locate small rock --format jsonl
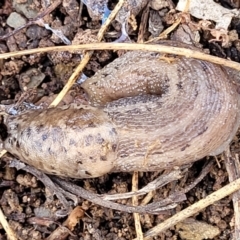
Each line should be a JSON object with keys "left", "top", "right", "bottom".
{"left": 26, "top": 25, "right": 49, "bottom": 40}
{"left": 0, "top": 43, "right": 8, "bottom": 53}
{"left": 19, "top": 68, "right": 45, "bottom": 91}
{"left": 6, "top": 12, "right": 27, "bottom": 29}
{"left": 148, "top": 9, "right": 164, "bottom": 37}
{"left": 63, "top": 0, "right": 79, "bottom": 20}
{"left": 13, "top": 0, "right": 38, "bottom": 19}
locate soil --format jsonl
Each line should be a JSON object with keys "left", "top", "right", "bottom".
{"left": 0, "top": 0, "right": 240, "bottom": 239}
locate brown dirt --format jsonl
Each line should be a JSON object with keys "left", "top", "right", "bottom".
{"left": 0, "top": 0, "right": 240, "bottom": 239}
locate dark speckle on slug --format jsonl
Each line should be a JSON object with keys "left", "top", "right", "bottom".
{"left": 35, "top": 124, "right": 44, "bottom": 133}
{"left": 42, "top": 134, "right": 48, "bottom": 141}
{"left": 8, "top": 138, "right": 12, "bottom": 145}
{"left": 100, "top": 156, "right": 107, "bottom": 161}
{"left": 88, "top": 122, "right": 96, "bottom": 128}
{"left": 69, "top": 139, "right": 76, "bottom": 146}
{"left": 237, "top": 86, "right": 240, "bottom": 94}
{"left": 16, "top": 141, "right": 20, "bottom": 148}
{"left": 84, "top": 135, "right": 93, "bottom": 146}
{"left": 96, "top": 134, "right": 104, "bottom": 144}
{"left": 26, "top": 127, "right": 31, "bottom": 137}
{"left": 1, "top": 41, "right": 240, "bottom": 179}
{"left": 181, "top": 144, "right": 190, "bottom": 151}
{"left": 112, "top": 144, "right": 117, "bottom": 152}
{"left": 176, "top": 82, "right": 183, "bottom": 90}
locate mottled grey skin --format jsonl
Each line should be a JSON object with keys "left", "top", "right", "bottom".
{"left": 2, "top": 41, "right": 240, "bottom": 178}
{"left": 4, "top": 105, "right": 118, "bottom": 178}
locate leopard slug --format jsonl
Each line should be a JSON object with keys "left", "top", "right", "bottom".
{"left": 1, "top": 41, "right": 240, "bottom": 178}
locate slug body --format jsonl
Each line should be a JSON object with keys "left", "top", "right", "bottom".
{"left": 2, "top": 42, "right": 240, "bottom": 178}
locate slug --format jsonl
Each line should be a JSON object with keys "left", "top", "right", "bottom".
{"left": 1, "top": 41, "right": 240, "bottom": 179}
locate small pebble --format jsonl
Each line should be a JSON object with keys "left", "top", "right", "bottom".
{"left": 6, "top": 12, "right": 27, "bottom": 29}
{"left": 13, "top": 0, "right": 38, "bottom": 18}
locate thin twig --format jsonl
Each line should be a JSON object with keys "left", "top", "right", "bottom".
{"left": 224, "top": 148, "right": 240, "bottom": 240}
{"left": 52, "top": 176, "right": 178, "bottom": 214}
{"left": 141, "top": 190, "right": 155, "bottom": 206}
{"left": 135, "top": 172, "right": 240, "bottom": 239}
{"left": 132, "top": 161, "right": 213, "bottom": 214}
{"left": 132, "top": 172, "right": 143, "bottom": 240}
{"left": 0, "top": 207, "right": 18, "bottom": 240}
{"left": 102, "top": 169, "right": 183, "bottom": 200}
{"left": 0, "top": 149, "right": 7, "bottom": 158}
{"left": 1, "top": 43, "right": 240, "bottom": 71}
{"left": 97, "top": 0, "right": 126, "bottom": 41}
{"left": 145, "top": 18, "right": 182, "bottom": 43}
{"left": 180, "top": 161, "right": 214, "bottom": 194}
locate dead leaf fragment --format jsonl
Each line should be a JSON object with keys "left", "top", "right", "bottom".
{"left": 64, "top": 206, "right": 84, "bottom": 231}
{"left": 176, "top": 218, "right": 220, "bottom": 240}
{"left": 176, "top": 0, "right": 240, "bottom": 29}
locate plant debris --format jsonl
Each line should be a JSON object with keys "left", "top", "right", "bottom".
{"left": 0, "top": 0, "right": 240, "bottom": 239}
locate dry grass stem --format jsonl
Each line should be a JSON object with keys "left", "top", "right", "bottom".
{"left": 1, "top": 43, "right": 240, "bottom": 71}
{"left": 134, "top": 176, "right": 240, "bottom": 239}
{"left": 132, "top": 172, "right": 143, "bottom": 240}
{"left": 0, "top": 207, "right": 18, "bottom": 240}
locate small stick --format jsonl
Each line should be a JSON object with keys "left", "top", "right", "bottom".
{"left": 52, "top": 176, "right": 177, "bottom": 214}
{"left": 134, "top": 174, "right": 240, "bottom": 239}
{"left": 0, "top": 149, "right": 7, "bottom": 158}
{"left": 102, "top": 169, "right": 182, "bottom": 200}
{"left": 132, "top": 172, "right": 143, "bottom": 240}
{"left": 145, "top": 18, "right": 182, "bottom": 43}
{"left": 134, "top": 161, "right": 213, "bottom": 214}
{"left": 1, "top": 43, "right": 240, "bottom": 71}
{"left": 0, "top": 207, "right": 18, "bottom": 240}
{"left": 180, "top": 161, "right": 214, "bottom": 194}
{"left": 224, "top": 148, "right": 240, "bottom": 240}
{"left": 141, "top": 191, "right": 155, "bottom": 206}
{"left": 97, "top": 0, "right": 126, "bottom": 41}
